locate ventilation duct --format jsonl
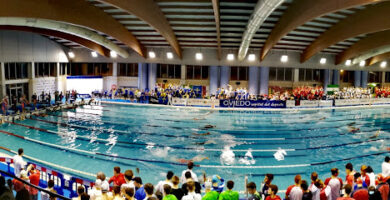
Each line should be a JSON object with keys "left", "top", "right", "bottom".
{"left": 238, "top": 0, "right": 284, "bottom": 61}
{"left": 0, "top": 17, "right": 129, "bottom": 58}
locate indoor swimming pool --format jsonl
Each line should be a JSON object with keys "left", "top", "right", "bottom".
{"left": 0, "top": 104, "right": 389, "bottom": 193}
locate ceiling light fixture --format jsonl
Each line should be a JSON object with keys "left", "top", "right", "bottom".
{"left": 91, "top": 51, "right": 98, "bottom": 58}
{"left": 281, "top": 55, "right": 288, "bottom": 63}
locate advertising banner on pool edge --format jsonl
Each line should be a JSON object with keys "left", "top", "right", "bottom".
{"left": 219, "top": 99, "right": 286, "bottom": 108}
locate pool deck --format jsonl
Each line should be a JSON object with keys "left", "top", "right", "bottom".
{"left": 100, "top": 99, "right": 390, "bottom": 111}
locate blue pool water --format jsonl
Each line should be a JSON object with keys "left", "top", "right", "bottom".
{"left": 0, "top": 104, "right": 389, "bottom": 194}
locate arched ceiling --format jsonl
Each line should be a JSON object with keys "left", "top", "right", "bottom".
{"left": 0, "top": 0, "right": 388, "bottom": 64}
{"left": 0, "top": 25, "right": 111, "bottom": 57}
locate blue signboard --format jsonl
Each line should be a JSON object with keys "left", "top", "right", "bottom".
{"left": 219, "top": 100, "right": 286, "bottom": 108}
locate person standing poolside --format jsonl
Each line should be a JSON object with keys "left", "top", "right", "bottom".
{"left": 13, "top": 148, "right": 25, "bottom": 178}
{"left": 345, "top": 163, "right": 356, "bottom": 186}
{"left": 285, "top": 175, "right": 303, "bottom": 200}
{"left": 163, "top": 185, "right": 177, "bottom": 200}
{"left": 265, "top": 185, "right": 281, "bottom": 200}
{"left": 351, "top": 178, "right": 369, "bottom": 200}
{"left": 382, "top": 156, "right": 390, "bottom": 184}
{"left": 246, "top": 182, "right": 261, "bottom": 200}
{"left": 155, "top": 171, "right": 174, "bottom": 194}
{"left": 180, "top": 162, "right": 199, "bottom": 183}
{"left": 336, "top": 184, "right": 354, "bottom": 200}
{"left": 171, "top": 176, "right": 184, "bottom": 200}
{"left": 182, "top": 181, "right": 201, "bottom": 200}
{"left": 219, "top": 181, "right": 239, "bottom": 200}
{"left": 324, "top": 168, "right": 343, "bottom": 200}
{"left": 134, "top": 177, "right": 146, "bottom": 200}
{"left": 109, "top": 167, "right": 126, "bottom": 187}
{"left": 260, "top": 174, "right": 274, "bottom": 200}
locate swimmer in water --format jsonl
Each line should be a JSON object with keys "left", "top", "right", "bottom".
{"left": 203, "top": 125, "right": 216, "bottom": 129}
{"left": 174, "top": 155, "right": 209, "bottom": 164}
{"left": 193, "top": 140, "right": 217, "bottom": 145}
{"left": 369, "top": 129, "right": 381, "bottom": 139}
{"left": 193, "top": 117, "right": 206, "bottom": 121}
{"left": 192, "top": 132, "right": 211, "bottom": 136}
{"left": 319, "top": 117, "right": 326, "bottom": 121}
{"left": 348, "top": 126, "right": 360, "bottom": 133}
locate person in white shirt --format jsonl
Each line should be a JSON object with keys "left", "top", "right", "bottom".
{"left": 41, "top": 179, "right": 57, "bottom": 200}
{"left": 180, "top": 161, "right": 198, "bottom": 184}
{"left": 13, "top": 148, "right": 25, "bottom": 178}
{"left": 382, "top": 156, "right": 390, "bottom": 179}
{"left": 89, "top": 179, "right": 103, "bottom": 200}
{"left": 96, "top": 172, "right": 109, "bottom": 192}
{"left": 365, "top": 166, "right": 376, "bottom": 187}
{"left": 121, "top": 170, "right": 135, "bottom": 191}
{"left": 324, "top": 168, "right": 343, "bottom": 200}
{"left": 182, "top": 181, "right": 201, "bottom": 200}
{"left": 155, "top": 171, "right": 173, "bottom": 194}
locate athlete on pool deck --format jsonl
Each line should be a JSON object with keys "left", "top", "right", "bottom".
{"left": 324, "top": 168, "right": 343, "bottom": 200}
{"left": 285, "top": 175, "right": 303, "bottom": 200}
{"left": 345, "top": 163, "right": 356, "bottom": 186}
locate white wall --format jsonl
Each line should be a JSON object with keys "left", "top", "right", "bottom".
{"left": 118, "top": 76, "right": 138, "bottom": 88}
{"left": 31, "top": 77, "right": 57, "bottom": 96}
{"left": 0, "top": 30, "right": 69, "bottom": 62}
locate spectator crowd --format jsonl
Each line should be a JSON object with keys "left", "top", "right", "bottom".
{"left": 1, "top": 148, "right": 389, "bottom": 200}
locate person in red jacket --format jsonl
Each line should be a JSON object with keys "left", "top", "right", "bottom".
{"left": 285, "top": 175, "right": 303, "bottom": 200}
{"left": 376, "top": 174, "right": 389, "bottom": 200}
{"left": 345, "top": 163, "right": 356, "bottom": 186}
{"left": 28, "top": 164, "right": 41, "bottom": 200}
{"left": 351, "top": 178, "right": 369, "bottom": 200}
{"left": 266, "top": 185, "right": 281, "bottom": 200}
{"left": 109, "top": 166, "right": 126, "bottom": 186}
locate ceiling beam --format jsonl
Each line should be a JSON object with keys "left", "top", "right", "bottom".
{"left": 261, "top": 0, "right": 382, "bottom": 61}
{"left": 336, "top": 30, "right": 390, "bottom": 65}
{"left": 301, "top": 1, "right": 390, "bottom": 63}
{"left": 0, "top": 25, "right": 111, "bottom": 57}
{"left": 0, "top": 0, "right": 144, "bottom": 57}
{"left": 97, "top": 0, "right": 182, "bottom": 59}
{"left": 211, "top": 0, "right": 221, "bottom": 60}
{"left": 368, "top": 52, "right": 390, "bottom": 66}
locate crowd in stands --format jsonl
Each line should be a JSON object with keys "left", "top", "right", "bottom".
{"left": 94, "top": 84, "right": 378, "bottom": 102}
{"left": 1, "top": 148, "right": 390, "bottom": 200}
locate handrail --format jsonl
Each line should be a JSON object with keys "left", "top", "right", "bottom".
{"left": 0, "top": 169, "right": 71, "bottom": 200}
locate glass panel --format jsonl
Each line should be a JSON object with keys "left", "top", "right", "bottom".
{"left": 269, "top": 68, "right": 277, "bottom": 81}
{"left": 194, "top": 66, "right": 202, "bottom": 79}
{"left": 119, "top": 64, "right": 127, "bottom": 76}
{"left": 305, "top": 69, "right": 313, "bottom": 81}
{"left": 202, "top": 66, "right": 208, "bottom": 79}
{"left": 161, "top": 64, "right": 168, "bottom": 78}
{"left": 299, "top": 69, "right": 305, "bottom": 81}
{"left": 5, "top": 63, "right": 9, "bottom": 79}
{"left": 10, "top": 63, "right": 16, "bottom": 79}
{"left": 186, "top": 66, "right": 193, "bottom": 79}
{"left": 277, "top": 68, "right": 284, "bottom": 81}
{"left": 239, "top": 67, "right": 248, "bottom": 80}
{"left": 168, "top": 65, "right": 175, "bottom": 78}
{"left": 174, "top": 65, "right": 181, "bottom": 79}
{"left": 285, "top": 68, "right": 292, "bottom": 81}
{"left": 230, "top": 67, "right": 238, "bottom": 81}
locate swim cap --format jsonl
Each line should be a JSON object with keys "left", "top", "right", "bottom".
{"left": 212, "top": 175, "right": 218, "bottom": 184}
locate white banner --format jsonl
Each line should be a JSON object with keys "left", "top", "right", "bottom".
{"left": 172, "top": 98, "right": 216, "bottom": 107}
{"left": 286, "top": 100, "right": 296, "bottom": 108}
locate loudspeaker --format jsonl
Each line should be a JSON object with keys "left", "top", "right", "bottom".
{"left": 236, "top": 81, "right": 241, "bottom": 85}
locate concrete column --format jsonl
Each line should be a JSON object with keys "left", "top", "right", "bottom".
{"left": 138, "top": 63, "right": 148, "bottom": 90}
{"left": 259, "top": 67, "right": 269, "bottom": 95}
{"left": 293, "top": 68, "right": 299, "bottom": 83}
{"left": 248, "top": 67, "right": 259, "bottom": 95}
{"left": 361, "top": 71, "right": 368, "bottom": 88}
{"left": 220, "top": 66, "right": 230, "bottom": 89}
{"left": 209, "top": 66, "right": 219, "bottom": 96}
{"left": 180, "top": 64, "right": 186, "bottom": 85}
{"left": 148, "top": 63, "right": 157, "bottom": 91}
{"left": 112, "top": 62, "right": 118, "bottom": 77}
{"left": 0, "top": 62, "right": 5, "bottom": 98}
{"left": 323, "top": 69, "right": 330, "bottom": 91}
{"left": 332, "top": 69, "right": 340, "bottom": 85}
{"left": 381, "top": 71, "right": 386, "bottom": 86}
{"left": 28, "top": 62, "right": 35, "bottom": 101}
{"left": 354, "top": 71, "right": 361, "bottom": 88}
